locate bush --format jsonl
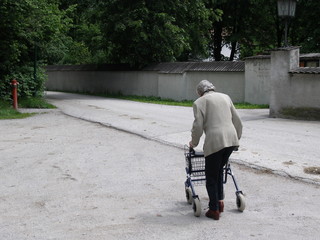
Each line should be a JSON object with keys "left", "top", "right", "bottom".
{"left": 0, "top": 64, "right": 47, "bottom": 101}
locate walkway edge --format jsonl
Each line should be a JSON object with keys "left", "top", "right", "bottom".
{"left": 61, "top": 110, "right": 320, "bottom": 186}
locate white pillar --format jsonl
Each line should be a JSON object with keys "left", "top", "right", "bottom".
{"left": 269, "top": 47, "right": 299, "bottom": 117}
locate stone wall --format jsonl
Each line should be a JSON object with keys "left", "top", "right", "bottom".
{"left": 45, "top": 66, "right": 245, "bottom": 102}
{"left": 269, "top": 47, "right": 320, "bottom": 118}
{"left": 45, "top": 47, "right": 320, "bottom": 118}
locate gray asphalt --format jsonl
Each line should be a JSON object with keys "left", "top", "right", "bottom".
{"left": 45, "top": 91, "right": 320, "bottom": 185}
{"left": 1, "top": 91, "right": 320, "bottom": 240}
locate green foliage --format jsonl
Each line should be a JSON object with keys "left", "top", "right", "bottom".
{"left": 1, "top": 0, "right": 320, "bottom": 101}
{"left": 19, "top": 97, "right": 56, "bottom": 109}
{"left": 291, "top": 0, "right": 320, "bottom": 53}
{"left": 0, "top": 64, "right": 47, "bottom": 101}
{"left": 0, "top": 0, "right": 72, "bottom": 100}
{"left": 100, "top": 0, "right": 216, "bottom": 67}
{"left": 211, "top": 0, "right": 320, "bottom": 59}
{"left": 236, "top": 0, "right": 279, "bottom": 58}
{"left": 57, "top": 0, "right": 107, "bottom": 64}
{"left": 235, "top": 102, "right": 269, "bottom": 109}
{"left": 209, "top": 0, "right": 279, "bottom": 60}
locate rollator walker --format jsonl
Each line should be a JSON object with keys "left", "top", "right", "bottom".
{"left": 184, "top": 146, "right": 246, "bottom": 217}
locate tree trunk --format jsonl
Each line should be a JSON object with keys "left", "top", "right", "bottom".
{"left": 276, "top": 17, "right": 283, "bottom": 47}
{"left": 213, "top": 21, "right": 223, "bottom": 61}
{"left": 229, "top": 41, "right": 237, "bottom": 61}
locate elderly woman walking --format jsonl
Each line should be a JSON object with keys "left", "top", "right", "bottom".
{"left": 189, "top": 80, "right": 243, "bottom": 220}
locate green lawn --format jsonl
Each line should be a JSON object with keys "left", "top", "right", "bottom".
{"left": 0, "top": 93, "right": 268, "bottom": 120}
{"left": 91, "top": 93, "right": 269, "bottom": 109}
{"left": 0, "top": 97, "right": 56, "bottom": 120}
{"left": 0, "top": 101, "right": 34, "bottom": 119}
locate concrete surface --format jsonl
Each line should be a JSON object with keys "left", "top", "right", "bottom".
{"left": 45, "top": 91, "right": 320, "bottom": 185}
{"left": 270, "top": 47, "right": 320, "bottom": 117}
{"left": 1, "top": 91, "right": 320, "bottom": 239}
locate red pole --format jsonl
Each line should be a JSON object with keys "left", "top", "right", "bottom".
{"left": 11, "top": 79, "right": 19, "bottom": 110}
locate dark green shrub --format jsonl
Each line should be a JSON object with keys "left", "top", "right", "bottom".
{"left": 0, "top": 64, "right": 47, "bottom": 101}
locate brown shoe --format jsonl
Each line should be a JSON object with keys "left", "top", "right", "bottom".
{"left": 205, "top": 209, "right": 220, "bottom": 220}
{"left": 219, "top": 201, "right": 224, "bottom": 213}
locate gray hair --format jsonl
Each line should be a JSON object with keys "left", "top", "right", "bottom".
{"left": 196, "top": 80, "right": 216, "bottom": 96}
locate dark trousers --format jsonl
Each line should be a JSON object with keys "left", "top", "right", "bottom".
{"left": 205, "top": 146, "right": 235, "bottom": 211}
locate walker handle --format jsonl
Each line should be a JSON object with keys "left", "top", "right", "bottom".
{"left": 189, "top": 147, "right": 195, "bottom": 154}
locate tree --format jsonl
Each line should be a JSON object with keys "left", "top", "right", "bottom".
{"left": 0, "top": 0, "right": 71, "bottom": 100}
{"left": 236, "top": 0, "right": 279, "bottom": 58}
{"left": 291, "top": 0, "right": 320, "bottom": 53}
{"left": 1, "top": 0, "right": 319, "bottom": 103}
{"left": 208, "top": 0, "right": 279, "bottom": 60}
{"left": 208, "top": 0, "right": 320, "bottom": 60}
{"left": 99, "top": 0, "right": 219, "bottom": 68}
{"left": 57, "top": 0, "right": 106, "bottom": 64}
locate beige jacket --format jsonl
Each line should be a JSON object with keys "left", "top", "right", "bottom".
{"left": 191, "top": 91, "right": 242, "bottom": 157}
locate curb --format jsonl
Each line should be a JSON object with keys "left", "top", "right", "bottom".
{"left": 60, "top": 110, "right": 320, "bottom": 186}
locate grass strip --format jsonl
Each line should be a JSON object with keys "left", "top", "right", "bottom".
{"left": 0, "top": 97, "right": 55, "bottom": 120}
{"left": 0, "top": 101, "right": 34, "bottom": 119}
{"left": 280, "top": 107, "right": 320, "bottom": 121}
{"left": 86, "top": 92, "right": 269, "bottom": 109}
{"left": 19, "top": 97, "right": 56, "bottom": 109}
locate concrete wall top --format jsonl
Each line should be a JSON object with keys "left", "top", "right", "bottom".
{"left": 290, "top": 67, "right": 320, "bottom": 74}
{"left": 46, "top": 61, "right": 245, "bottom": 74}
{"left": 270, "top": 46, "right": 300, "bottom": 52}
{"left": 142, "top": 61, "right": 245, "bottom": 73}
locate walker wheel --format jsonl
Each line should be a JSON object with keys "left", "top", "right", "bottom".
{"left": 236, "top": 193, "right": 246, "bottom": 212}
{"left": 185, "top": 187, "right": 193, "bottom": 204}
{"left": 193, "top": 197, "right": 201, "bottom": 217}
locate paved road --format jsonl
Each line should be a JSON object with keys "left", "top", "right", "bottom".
{"left": 1, "top": 109, "right": 320, "bottom": 239}
{"left": 45, "top": 91, "right": 320, "bottom": 185}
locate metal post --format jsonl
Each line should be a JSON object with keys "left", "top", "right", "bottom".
{"left": 277, "top": 0, "right": 296, "bottom": 47}
{"left": 11, "top": 79, "right": 19, "bottom": 110}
